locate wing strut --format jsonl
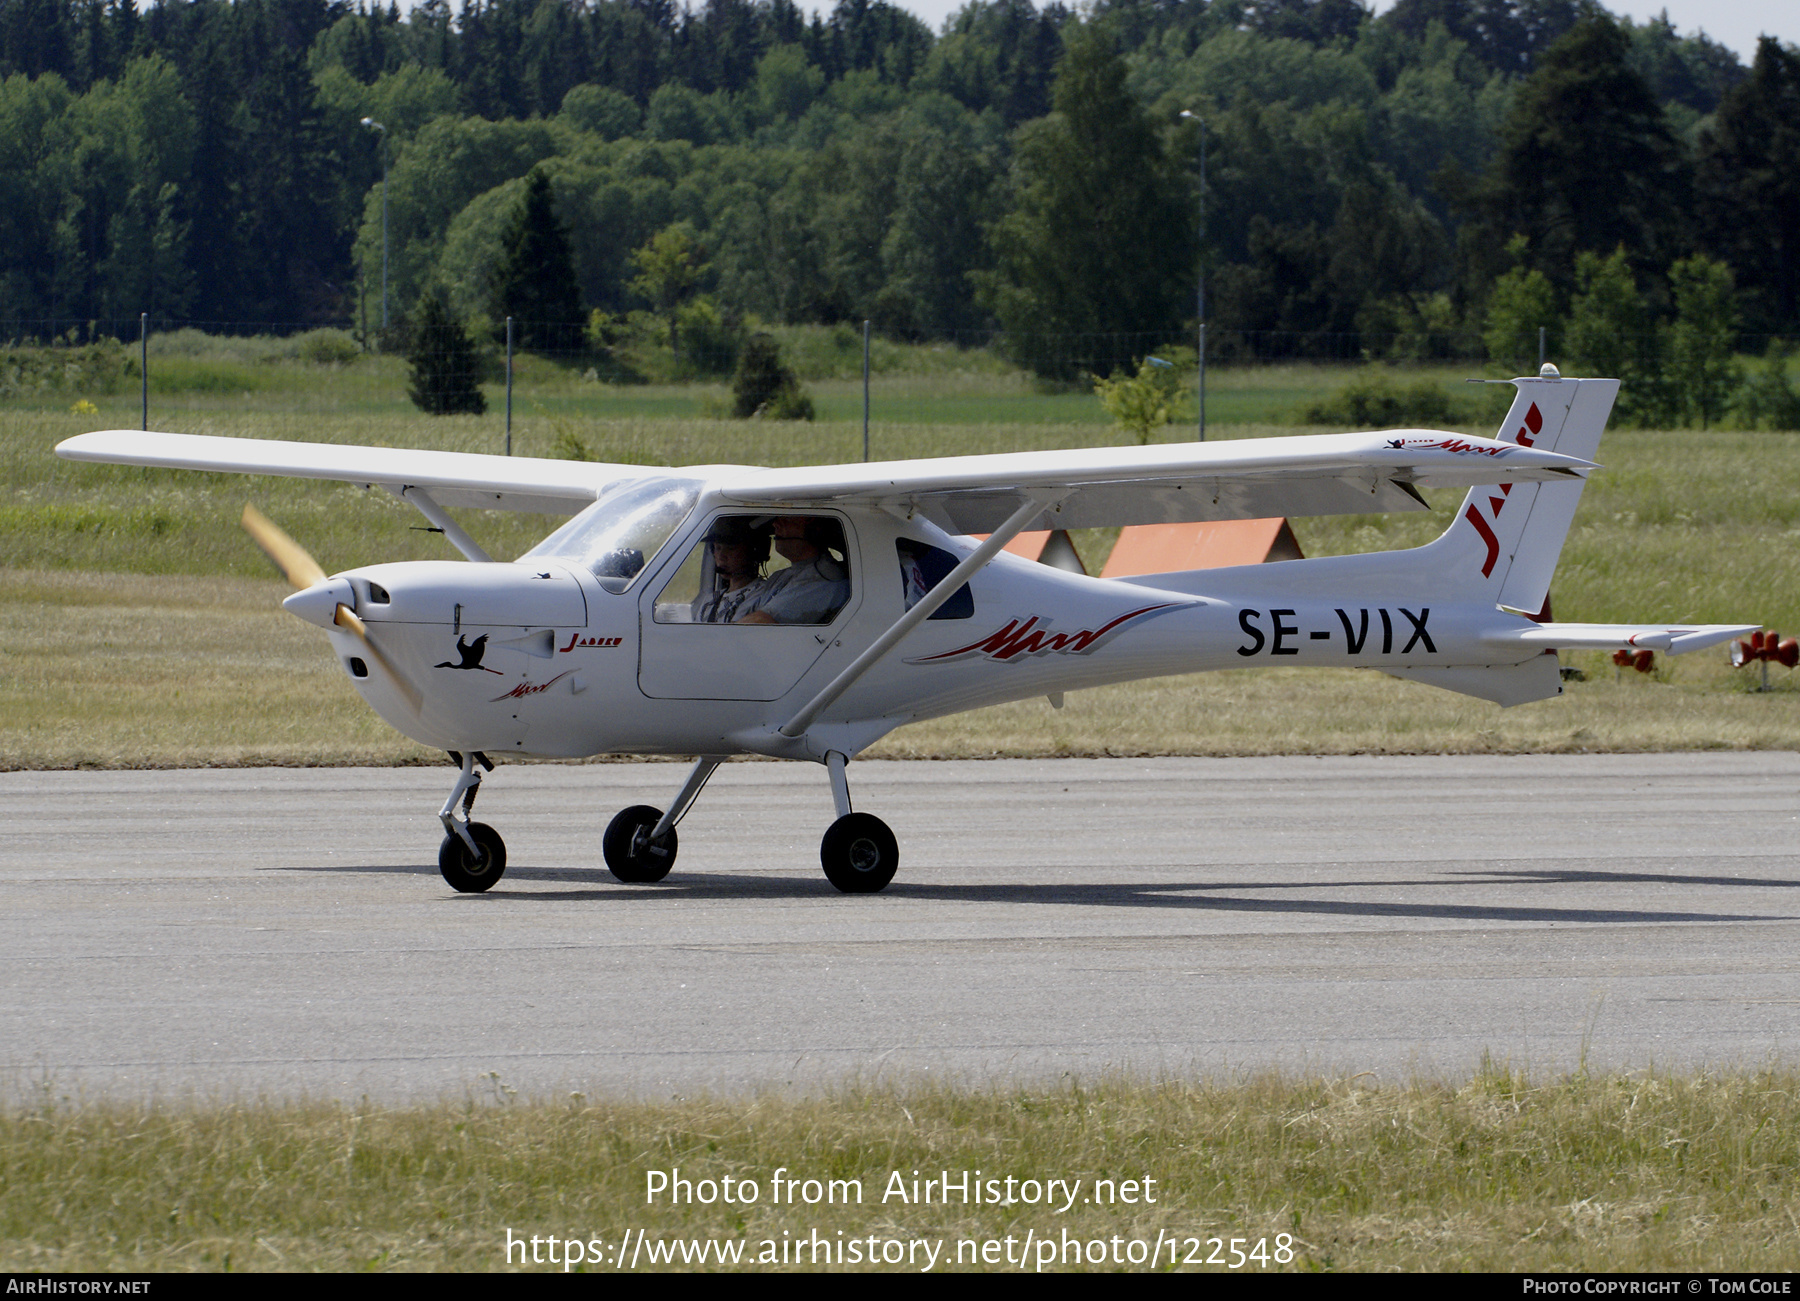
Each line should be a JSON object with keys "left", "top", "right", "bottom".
{"left": 779, "top": 493, "right": 1058, "bottom": 739}
{"left": 387, "top": 484, "right": 494, "bottom": 563}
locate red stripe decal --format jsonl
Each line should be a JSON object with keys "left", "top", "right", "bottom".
{"left": 1465, "top": 504, "right": 1501, "bottom": 577}
{"left": 1488, "top": 494, "right": 1507, "bottom": 516}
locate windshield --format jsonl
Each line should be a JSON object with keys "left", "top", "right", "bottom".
{"left": 523, "top": 477, "right": 702, "bottom": 593}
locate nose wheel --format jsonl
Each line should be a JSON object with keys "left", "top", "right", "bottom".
{"left": 439, "top": 821, "right": 506, "bottom": 892}
{"left": 437, "top": 750, "right": 505, "bottom": 892}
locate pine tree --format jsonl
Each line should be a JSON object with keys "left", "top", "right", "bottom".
{"left": 978, "top": 22, "right": 1193, "bottom": 379}
{"left": 1475, "top": 16, "right": 1686, "bottom": 297}
{"left": 1695, "top": 38, "right": 1800, "bottom": 333}
{"left": 408, "top": 295, "right": 488, "bottom": 416}
{"left": 490, "top": 166, "right": 585, "bottom": 352}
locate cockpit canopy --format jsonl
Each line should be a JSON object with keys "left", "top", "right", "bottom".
{"left": 523, "top": 477, "right": 702, "bottom": 592}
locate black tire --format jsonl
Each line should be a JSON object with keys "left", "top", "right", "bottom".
{"left": 438, "top": 821, "right": 506, "bottom": 893}
{"left": 820, "top": 812, "right": 898, "bottom": 894}
{"left": 604, "top": 804, "right": 678, "bottom": 883}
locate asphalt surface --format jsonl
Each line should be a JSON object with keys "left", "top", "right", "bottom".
{"left": 3, "top": 753, "right": 1797, "bottom": 1102}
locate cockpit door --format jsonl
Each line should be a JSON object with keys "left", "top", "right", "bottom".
{"left": 637, "top": 511, "right": 862, "bottom": 701}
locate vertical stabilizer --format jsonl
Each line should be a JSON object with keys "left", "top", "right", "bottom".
{"left": 1422, "top": 376, "right": 1618, "bottom": 610}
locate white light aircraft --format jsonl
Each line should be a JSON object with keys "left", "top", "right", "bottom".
{"left": 57, "top": 372, "right": 1753, "bottom": 894}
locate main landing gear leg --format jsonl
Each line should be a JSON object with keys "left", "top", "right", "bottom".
{"left": 603, "top": 755, "right": 722, "bottom": 884}
{"left": 437, "top": 750, "right": 505, "bottom": 893}
{"left": 819, "top": 750, "right": 897, "bottom": 894}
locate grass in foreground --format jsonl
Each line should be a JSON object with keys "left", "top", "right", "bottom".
{"left": 4, "top": 1068, "right": 1799, "bottom": 1271}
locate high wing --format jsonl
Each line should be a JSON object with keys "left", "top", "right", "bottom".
{"left": 56, "top": 426, "right": 1591, "bottom": 532}
{"left": 54, "top": 429, "right": 676, "bottom": 515}
{"left": 712, "top": 430, "right": 1594, "bottom": 532}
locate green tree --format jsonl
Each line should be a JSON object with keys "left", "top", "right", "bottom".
{"left": 752, "top": 43, "right": 824, "bottom": 124}
{"left": 1565, "top": 246, "right": 1667, "bottom": 424}
{"left": 877, "top": 119, "right": 999, "bottom": 335}
{"left": 83, "top": 56, "right": 198, "bottom": 320}
{"left": 919, "top": 0, "right": 1066, "bottom": 127}
{"left": 1734, "top": 342, "right": 1800, "bottom": 431}
{"left": 979, "top": 22, "right": 1194, "bottom": 379}
{"left": 731, "top": 333, "right": 813, "bottom": 420}
{"left": 629, "top": 224, "right": 708, "bottom": 358}
{"left": 407, "top": 294, "right": 487, "bottom": 415}
{"left": 1093, "top": 356, "right": 1190, "bottom": 444}
{"left": 1471, "top": 15, "right": 1687, "bottom": 299}
{"left": 558, "top": 83, "right": 641, "bottom": 140}
{"left": 1667, "top": 254, "right": 1739, "bottom": 429}
{"left": 1694, "top": 38, "right": 1800, "bottom": 333}
{"left": 490, "top": 166, "right": 585, "bottom": 351}
{"left": 354, "top": 116, "right": 560, "bottom": 317}
{"left": 1483, "top": 237, "right": 1558, "bottom": 371}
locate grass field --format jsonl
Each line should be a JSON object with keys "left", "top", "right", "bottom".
{"left": 5, "top": 1068, "right": 1800, "bottom": 1271}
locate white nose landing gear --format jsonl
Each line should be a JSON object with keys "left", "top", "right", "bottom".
{"left": 438, "top": 751, "right": 505, "bottom": 893}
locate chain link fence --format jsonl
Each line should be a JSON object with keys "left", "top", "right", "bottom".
{"left": 5, "top": 316, "right": 1797, "bottom": 432}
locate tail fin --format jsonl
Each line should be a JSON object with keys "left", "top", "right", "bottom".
{"left": 1423, "top": 376, "right": 1619, "bottom": 611}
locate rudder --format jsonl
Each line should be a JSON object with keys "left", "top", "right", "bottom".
{"left": 1424, "top": 376, "right": 1618, "bottom": 612}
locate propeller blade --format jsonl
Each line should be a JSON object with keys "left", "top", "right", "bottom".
{"left": 241, "top": 504, "right": 325, "bottom": 590}
{"left": 242, "top": 504, "right": 424, "bottom": 713}
{"left": 335, "top": 604, "right": 424, "bottom": 712}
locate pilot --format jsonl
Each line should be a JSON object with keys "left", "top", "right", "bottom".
{"left": 696, "top": 517, "right": 770, "bottom": 624}
{"left": 737, "top": 516, "right": 849, "bottom": 625}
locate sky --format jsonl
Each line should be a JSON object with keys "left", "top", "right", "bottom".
{"left": 882, "top": 0, "right": 1794, "bottom": 63}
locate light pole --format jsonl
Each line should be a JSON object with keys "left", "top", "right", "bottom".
{"left": 1179, "top": 109, "right": 1206, "bottom": 441}
{"left": 360, "top": 117, "right": 389, "bottom": 333}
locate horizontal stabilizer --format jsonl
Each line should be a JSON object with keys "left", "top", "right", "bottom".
{"left": 1480, "top": 622, "right": 1759, "bottom": 655}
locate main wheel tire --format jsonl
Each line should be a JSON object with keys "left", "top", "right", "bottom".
{"left": 438, "top": 821, "right": 506, "bottom": 893}
{"left": 820, "top": 812, "right": 898, "bottom": 894}
{"left": 603, "top": 804, "right": 678, "bottom": 883}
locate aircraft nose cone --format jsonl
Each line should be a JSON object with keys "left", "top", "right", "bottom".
{"left": 283, "top": 577, "right": 355, "bottom": 628}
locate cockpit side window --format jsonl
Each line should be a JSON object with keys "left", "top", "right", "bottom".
{"left": 523, "top": 478, "right": 700, "bottom": 593}
{"left": 897, "top": 539, "right": 973, "bottom": 619}
{"left": 654, "top": 513, "right": 853, "bottom": 625}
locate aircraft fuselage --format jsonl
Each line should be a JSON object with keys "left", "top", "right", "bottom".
{"left": 323, "top": 498, "right": 1550, "bottom": 763}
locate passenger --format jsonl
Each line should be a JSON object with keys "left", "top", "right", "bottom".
{"left": 737, "top": 516, "right": 849, "bottom": 625}
{"left": 695, "top": 517, "right": 770, "bottom": 624}
{"left": 897, "top": 538, "right": 930, "bottom": 611}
